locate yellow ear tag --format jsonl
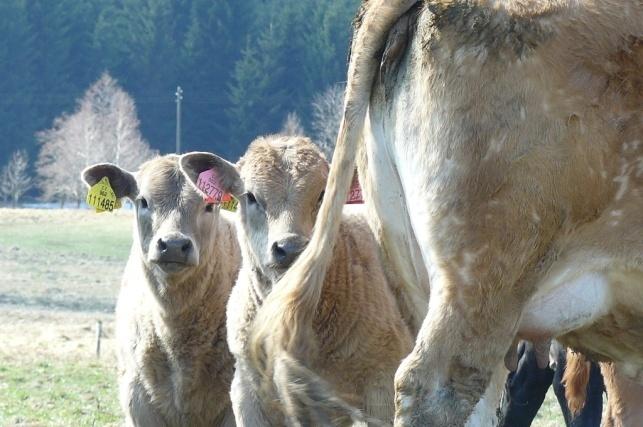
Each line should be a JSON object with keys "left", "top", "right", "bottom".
{"left": 86, "top": 177, "right": 121, "bottom": 213}
{"left": 220, "top": 193, "right": 239, "bottom": 212}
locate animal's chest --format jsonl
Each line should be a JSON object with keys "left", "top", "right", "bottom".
{"left": 140, "top": 343, "right": 227, "bottom": 425}
{"left": 149, "top": 355, "right": 196, "bottom": 410}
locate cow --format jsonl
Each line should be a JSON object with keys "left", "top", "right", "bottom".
{"left": 179, "top": 136, "right": 415, "bottom": 425}
{"left": 501, "top": 341, "right": 603, "bottom": 427}
{"left": 600, "top": 363, "right": 643, "bottom": 427}
{"left": 248, "top": 1, "right": 643, "bottom": 426}
{"left": 82, "top": 155, "right": 240, "bottom": 426}
{"left": 564, "top": 352, "right": 643, "bottom": 427}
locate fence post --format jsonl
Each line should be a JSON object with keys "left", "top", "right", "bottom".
{"left": 95, "top": 320, "right": 102, "bottom": 358}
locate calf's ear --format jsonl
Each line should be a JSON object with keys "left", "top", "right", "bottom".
{"left": 81, "top": 163, "right": 138, "bottom": 200}
{"left": 179, "top": 152, "right": 243, "bottom": 197}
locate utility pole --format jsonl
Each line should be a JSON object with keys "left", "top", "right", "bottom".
{"left": 175, "top": 86, "right": 183, "bottom": 154}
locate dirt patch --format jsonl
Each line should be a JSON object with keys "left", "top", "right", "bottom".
{"left": 0, "top": 305, "right": 117, "bottom": 365}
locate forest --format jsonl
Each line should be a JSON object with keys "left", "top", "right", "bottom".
{"left": 0, "top": 0, "right": 359, "bottom": 167}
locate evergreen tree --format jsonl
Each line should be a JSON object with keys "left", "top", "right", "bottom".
{"left": 0, "top": 0, "right": 361, "bottom": 173}
{"left": 0, "top": 0, "right": 33, "bottom": 160}
{"left": 227, "top": 22, "right": 290, "bottom": 146}
{"left": 180, "top": 0, "right": 252, "bottom": 155}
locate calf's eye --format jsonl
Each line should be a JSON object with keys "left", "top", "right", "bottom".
{"left": 139, "top": 197, "right": 148, "bottom": 209}
{"left": 205, "top": 203, "right": 214, "bottom": 213}
{"left": 317, "top": 191, "right": 325, "bottom": 204}
{"left": 245, "top": 192, "right": 257, "bottom": 205}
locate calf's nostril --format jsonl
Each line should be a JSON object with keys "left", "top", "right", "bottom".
{"left": 181, "top": 240, "right": 192, "bottom": 253}
{"left": 158, "top": 238, "right": 167, "bottom": 252}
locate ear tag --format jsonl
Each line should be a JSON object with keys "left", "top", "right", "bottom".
{"left": 86, "top": 177, "right": 121, "bottom": 213}
{"left": 197, "top": 169, "right": 238, "bottom": 212}
{"left": 220, "top": 193, "right": 239, "bottom": 212}
{"left": 345, "top": 174, "right": 364, "bottom": 204}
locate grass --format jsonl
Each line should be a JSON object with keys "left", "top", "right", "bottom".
{"left": 533, "top": 389, "right": 566, "bottom": 427}
{"left": 1, "top": 209, "right": 126, "bottom": 426}
{"left": 0, "top": 357, "right": 119, "bottom": 426}
{"left": 0, "top": 209, "right": 132, "bottom": 260}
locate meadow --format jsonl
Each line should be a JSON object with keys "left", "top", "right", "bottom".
{"left": 0, "top": 208, "right": 565, "bottom": 426}
{"left": 0, "top": 208, "right": 130, "bottom": 426}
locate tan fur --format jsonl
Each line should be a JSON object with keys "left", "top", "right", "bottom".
{"left": 84, "top": 156, "right": 240, "bottom": 426}
{"left": 562, "top": 349, "right": 591, "bottom": 415}
{"left": 601, "top": 363, "right": 643, "bottom": 427}
{"left": 183, "top": 137, "right": 413, "bottom": 425}
{"left": 253, "top": 1, "right": 643, "bottom": 426}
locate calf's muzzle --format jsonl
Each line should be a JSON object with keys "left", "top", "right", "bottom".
{"left": 150, "top": 233, "right": 195, "bottom": 271}
{"left": 270, "top": 234, "right": 308, "bottom": 269}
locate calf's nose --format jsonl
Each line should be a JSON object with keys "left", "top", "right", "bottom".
{"left": 271, "top": 235, "right": 308, "bottom": 269}
{"left": 157, "top": 236, "right": 193, "bottom": 264}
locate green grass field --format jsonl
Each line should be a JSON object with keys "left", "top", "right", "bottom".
{"left": 0, "top": 359, "right": 119, "bottom": 426}
{"left": 0, "top": 209, "right": 132, "bottom": 260}
{"left": 0, "top": 209, "right": 128, "bottom": 426}
{"left": 0, "top": 208, "right": 567, "bottom": 426}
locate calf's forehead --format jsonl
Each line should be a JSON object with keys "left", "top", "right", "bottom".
{"left": 238, "top": 137, "right": 329, "bottom": 203}
{"left": 137, "top": 155, "right": 201, "bottom": 211}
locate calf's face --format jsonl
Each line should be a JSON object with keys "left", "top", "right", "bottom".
{"left": 82, "top": 155, "right": 220, "bottom": 277}
{"left": 180, "top": 136, "right": 328, "bottom": 282}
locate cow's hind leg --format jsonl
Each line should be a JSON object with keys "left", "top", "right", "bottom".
{"left": 601, "top": 363, "right": 643, "bottom": 427}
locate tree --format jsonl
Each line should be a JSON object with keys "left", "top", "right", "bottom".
{"left": 37, "top": 73, "right": 156, "bottom": 207}
{"left": 311, "top": 83, "right": 345, "bottom": 159}
{"left": 227, "top": 23, "right": 290, "bottom": 145}
{"left": 84, "top": 73, "right": 156, "bottom": 170}
{"left": 0, "top": 150, "right": 33, "bottom": 207}
{"left": 180, "top": 0, "right": 251, "bottom": 155}
{"left": 280, "top": 112, "right": 305, "bottom": 136}
{"left": 0, "top": 0, "right": 361, "bottom": 167}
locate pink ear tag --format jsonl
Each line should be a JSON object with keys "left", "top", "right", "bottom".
{"left": 196, "top": 169, "right": 238, "bottom": 212}
{"left": 346, "top": 174, "right": 364, "bottom": 204}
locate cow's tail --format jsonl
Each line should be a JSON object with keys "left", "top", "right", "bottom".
{"left": 272, "top": 353, "right": 386, "bottom": 426}
{"left": 249, "top": 0, "right": 419, "bottom": 424}
{"left": 563, "top": 349, "right": 591, "bottom": 415}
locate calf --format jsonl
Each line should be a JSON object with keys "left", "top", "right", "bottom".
{"left": 180, "top": 136, "right": 413, "bottom": 425}
{"left": 82, "top": 155, "right": 240, "bottom": 426}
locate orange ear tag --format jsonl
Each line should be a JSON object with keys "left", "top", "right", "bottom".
{"left": 345, "top": 174, "right": 364, "bottom": 204}
{"left": 196, "top": 169, "right": 238, "bottom": 212}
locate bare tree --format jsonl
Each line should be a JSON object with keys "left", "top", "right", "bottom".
{"left": 107, "top": 90, "right": 156, "bottom": 170}
{"left": 0, "top": 167, "right": 9, "bottom": 205}
{"left": 311, "top": 83, "right": 345, "bottom": 159}
{"left": 280, "top": 111, "right": 305, "bottom": 137}
{"left": 37, "top": 106, "right": 99, "bottom": 206}
{"left": 0, "top": 150, "right": 33, "bottom": 208}
{"left": 37, "top": 72, "right": 157, "bottom": 207}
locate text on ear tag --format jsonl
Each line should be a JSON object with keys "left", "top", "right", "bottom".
{"left": 220, "top": 194, "right": 239, "bottom": 212}
{"left": 86, "top": 176, "right": 121, "bottom": 213}
{"left": 197, "top": 169, "right": 238, "bottom": 212}
{"left": 346, "top": 174, "right": 364, "bottom": 204}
